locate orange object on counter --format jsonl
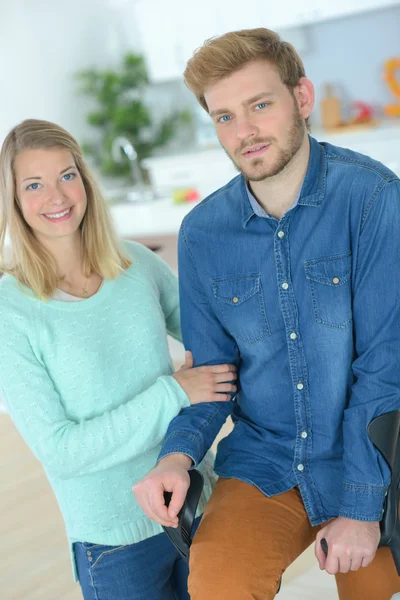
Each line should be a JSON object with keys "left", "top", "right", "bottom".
{"left": 383, "top": 58, "right": 400, "bottom": 117}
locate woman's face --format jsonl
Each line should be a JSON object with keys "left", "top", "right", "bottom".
{"left": 14, "top": 147, "right": 87, "bottom": 244}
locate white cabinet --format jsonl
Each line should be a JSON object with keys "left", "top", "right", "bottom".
{"left": 134, "top": 0, "right": 186, "bottom": 82}
{"left": 177, "top": 1, "right": 222, "bottom": 64}
{"left": 135, "top": 0, "right": 399, "bottom": 83}
{"left": 216, "top": 0, "right": 293, "bottom": 31}
{"left": 303, "top": 0, "right": 400, "bottom": 24}
{"left": 134, "top": 0, "right": 221, "bottom": 82}
{"left": 218, "top": 0, "right": 400, "bottom": 32}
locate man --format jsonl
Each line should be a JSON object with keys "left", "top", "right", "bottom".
{"left": 133, "top": 28, "right": 400, "bottom": 599}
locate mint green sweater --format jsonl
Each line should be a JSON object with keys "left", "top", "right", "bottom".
{"left": 0, "top": 241, "right": 215, "bottom": 579}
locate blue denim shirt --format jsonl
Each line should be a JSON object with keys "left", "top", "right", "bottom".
{"left": 159, "top": 136, "right": 400, "bottom": 525}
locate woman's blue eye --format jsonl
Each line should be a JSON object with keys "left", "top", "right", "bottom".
{"left": 27, "top": 182, "right": 40, "bottom": 191}
{"left": 62, "top": 172, "right": 74, "bottom": 181}
{"left": 218, "top": 115, "right": 231, "bottom": 123}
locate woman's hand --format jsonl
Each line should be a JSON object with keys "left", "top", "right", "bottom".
{"left": 172, "top": 351, "right": 237, "bottom": 404}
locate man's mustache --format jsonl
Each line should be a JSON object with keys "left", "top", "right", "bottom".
{"left": 237, "top": 138, "right": 275, "bottom": 154}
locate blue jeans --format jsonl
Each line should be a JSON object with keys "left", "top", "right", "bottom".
{"left": 74, "top": 529, "right": 194, "bottom": 600}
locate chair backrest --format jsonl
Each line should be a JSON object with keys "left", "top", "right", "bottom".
{"left": 368, "top": 410, "right": 400, "bottom": 575}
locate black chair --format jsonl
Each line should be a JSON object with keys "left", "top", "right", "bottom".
{"left": 163, "top": 469, "right": 204, "bottom": 561}
{"left": 163, "top": 410, "right": 400, "bottom": 585}
{"left": 368, "top": 409, "right": 400, "bottom": 575}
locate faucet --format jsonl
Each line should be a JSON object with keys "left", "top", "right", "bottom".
{"left": 111, "top": 136, "right": 152, "bottom": 202}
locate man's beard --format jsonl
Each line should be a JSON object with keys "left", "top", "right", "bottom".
{"left": 224, "top": 103, "right": 306, "bottom": 182}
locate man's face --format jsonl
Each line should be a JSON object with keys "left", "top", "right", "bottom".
{"left": 205, "top": 60, "right": 310, "bottom": 181}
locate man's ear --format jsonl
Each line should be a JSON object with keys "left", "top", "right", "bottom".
{"left": 294, "top": 77, "right": 315, "bottom": 120}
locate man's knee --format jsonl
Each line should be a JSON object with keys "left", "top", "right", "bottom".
{"left": 188, "top": 536, "right": 281, "bottom": 600}
{"left": 186, "top": 480, "right": 305, "bottom": 599}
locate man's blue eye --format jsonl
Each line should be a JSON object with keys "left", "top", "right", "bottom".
{"left": 62, "top": 173, "right": 74, "bottom": 181}
{"left": 255, "top": 103, "right": 267, "bottom": 110}
{"left": 218, "top": 115, "right": 231, "bottom": 123}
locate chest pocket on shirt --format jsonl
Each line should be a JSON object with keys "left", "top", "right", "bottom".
{"left": 305, "top": 252, "right": 352, "bottom": 329}
{"left": 212, "top": 274, "right": 270, "bottom": 343}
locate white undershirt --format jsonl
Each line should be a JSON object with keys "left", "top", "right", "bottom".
{"left": 53, "top": 282, "right": 104, "bottom": 302}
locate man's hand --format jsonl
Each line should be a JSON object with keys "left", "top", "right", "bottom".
{"left": 315, "top": 516, "right": 380, "bottom": 574}
{"left": 132, "top": 454, "right": 192, "bottom": 528}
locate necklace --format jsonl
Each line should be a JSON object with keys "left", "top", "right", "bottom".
{"left": 82, "top": 274, "right": 90, "bottom": 298}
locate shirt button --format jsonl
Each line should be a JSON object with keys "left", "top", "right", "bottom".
{"left": 297, "top": 463, "right": 305, "bottom": 472}
{"left": 232, "top": 296, "right": 239, "bottom": 304}
{"left": 332, "top": 277, "right": 340, "bottom": 285}
{"left": 282, "top": 282, "right": 289, "bottom": 290}
{"left": 297, "top": 381, "right": 304, "bottom": 390}
{"left": 278, "top": 230, "right": 285, "bottom": 239}
{"left": 290, "top": 332, "right": 297, "bottom": 340}
{"left": 301, "top": 431, "right": 308, "bottom": 439}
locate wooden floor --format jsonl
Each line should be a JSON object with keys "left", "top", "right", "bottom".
{"left": 0, "top": 413, "right": 322, "bottom": 600}
{"left": 0, "top": 414, "right": 81, "bottom": 600}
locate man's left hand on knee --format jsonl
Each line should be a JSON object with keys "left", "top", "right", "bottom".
{"left": 315, "top": 516, "right": 380, "bottom": 575}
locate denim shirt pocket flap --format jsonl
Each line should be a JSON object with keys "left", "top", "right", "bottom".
{"left": 305, "top": 253, "right": 351, "bottom": 287}
{"left": 211, "top": 274, "right": 270, "bottom": 343}
{"left": 212, "top": 274, "right": 260, "bottom": 305}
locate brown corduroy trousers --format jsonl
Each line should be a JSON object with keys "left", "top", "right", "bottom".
{"left": 188, "top": 479, "right": 400, "bottom": 600}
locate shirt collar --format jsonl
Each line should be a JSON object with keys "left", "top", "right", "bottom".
{"left": 245, "top": 181, "right": 301, "bottom": 220}
{"left": 240, "top": 135, "right": 327, "bottom": 228}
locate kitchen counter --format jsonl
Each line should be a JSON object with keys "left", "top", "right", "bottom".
{"left": 117, "top": 121, "right": 400, "bottom": 239}
{"left": 110, "top": 197, "right": 199, "bottom": 239}
{"left": 142, "top": 119, "right": 400, "bottom": 201}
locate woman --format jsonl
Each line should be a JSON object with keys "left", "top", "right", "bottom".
{"left": 0, "top": 119, "right": 237, "bottom": 600}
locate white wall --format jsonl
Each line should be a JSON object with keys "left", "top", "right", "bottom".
{"left": 0, "top": 0, "right": 137, "bottom": 143}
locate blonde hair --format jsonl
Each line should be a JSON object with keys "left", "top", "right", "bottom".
{"left": 185, "top": 28, "right": 307, "bottom": 112}
{"left": 0, "top": 119, "right": 132, "bottom": 299}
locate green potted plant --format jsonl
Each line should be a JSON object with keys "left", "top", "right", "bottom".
{"left": 76, "top": 52, "right": 191, "bottom": 181}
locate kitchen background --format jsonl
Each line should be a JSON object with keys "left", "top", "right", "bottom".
{"left": 0, "top": 1, "right": 399, "bottom": 598}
